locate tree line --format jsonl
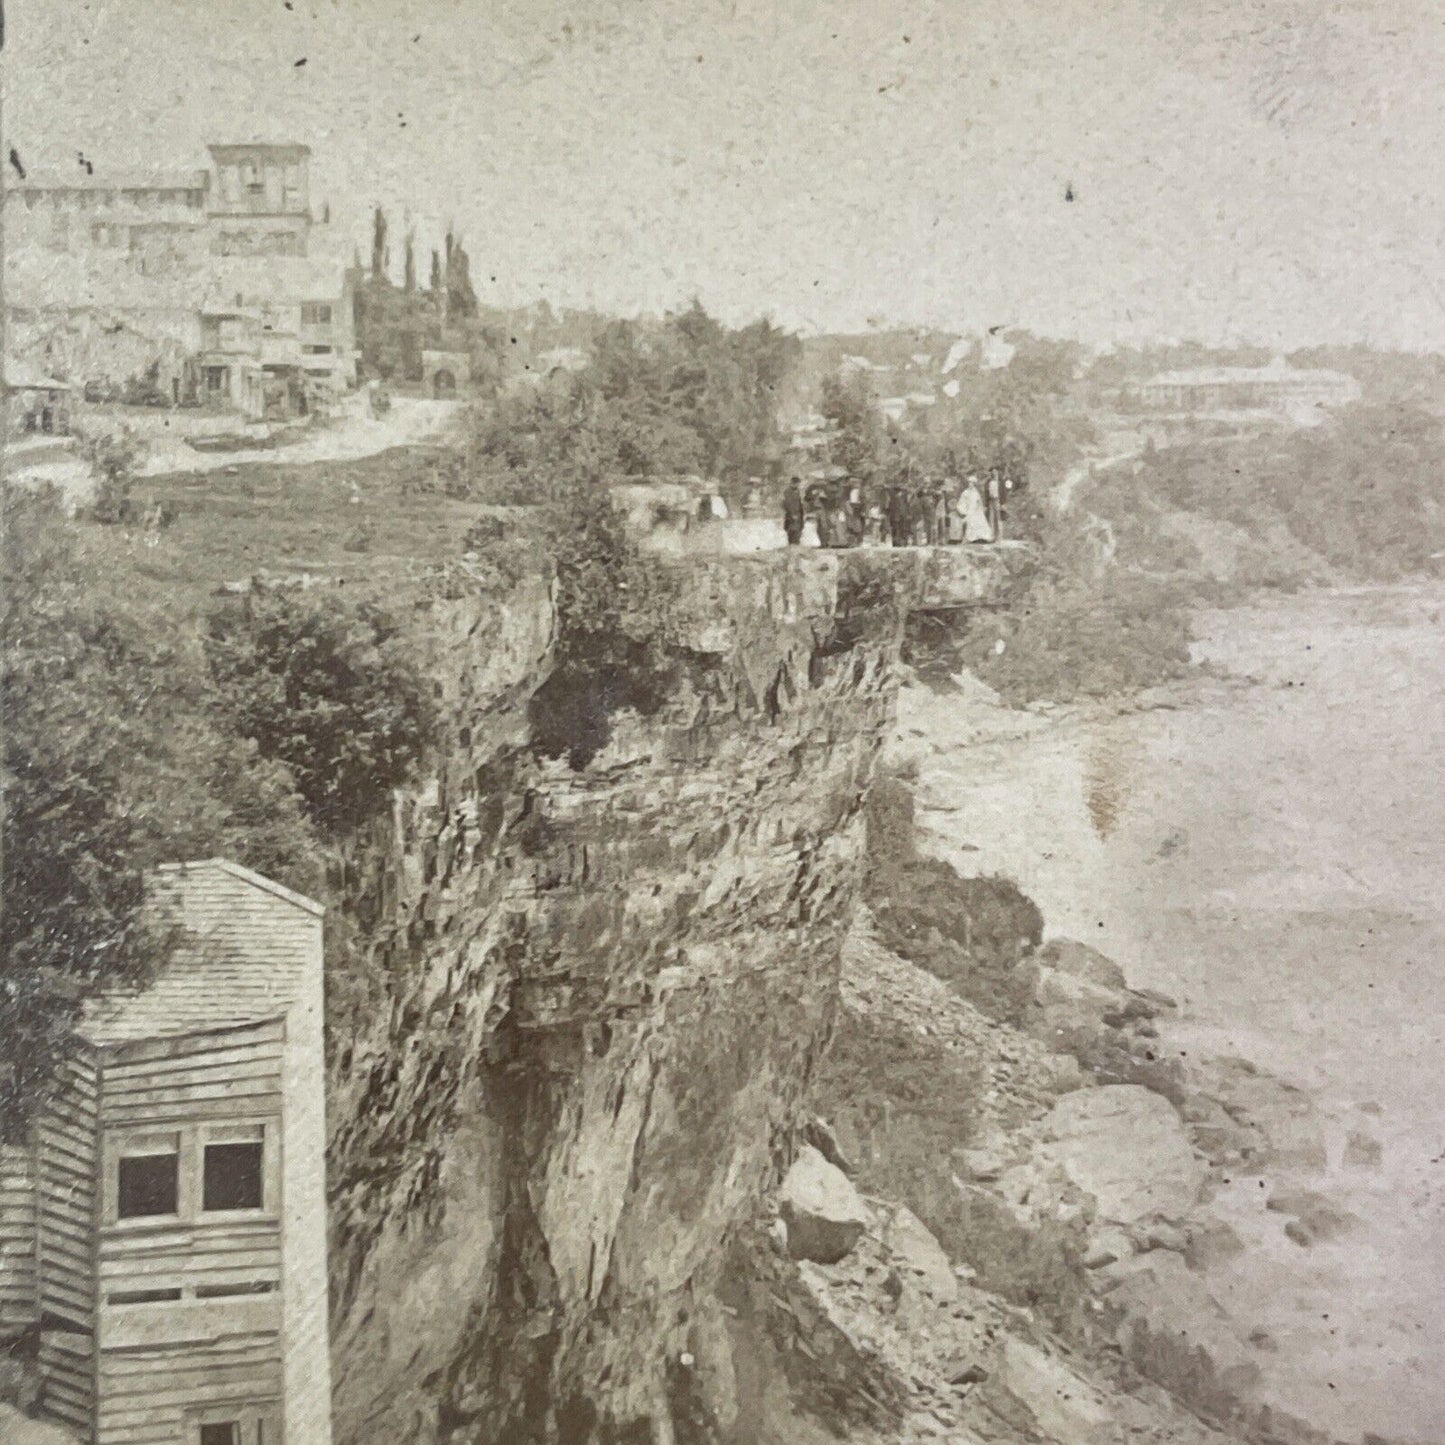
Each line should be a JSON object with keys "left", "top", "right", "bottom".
{"left": 0, "top": 488, "right": 436, "bottom": 1136}
{"left": 354, "top": 204, "right": 496, "bottom": 387}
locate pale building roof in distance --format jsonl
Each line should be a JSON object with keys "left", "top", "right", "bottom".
{"left": 4, "top": 358, "right": 70, "bottom": 389}
{"left": 12, "top": 168, "right": 209, "bottom": 193}
{"left": 1142, "top": 365, "right": 1357, "bottom": 387}
{"left": 208, "top": 142, "right": 311, "bottom": 162}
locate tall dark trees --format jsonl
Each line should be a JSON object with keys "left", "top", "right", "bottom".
{"left": 370, "top": 204, "right": 388, "bottom": 281}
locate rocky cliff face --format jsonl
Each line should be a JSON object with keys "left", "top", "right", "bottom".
{"left": 323, "top": 547, "right": 1032, "bottom": 1445}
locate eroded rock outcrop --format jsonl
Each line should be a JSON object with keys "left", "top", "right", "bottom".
{"left": 323, "top": 547, "right": 1034, "bottom": 1444}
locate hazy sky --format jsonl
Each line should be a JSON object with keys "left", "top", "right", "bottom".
{"left": 6, "top": 0, "right": 1445, "bottom": 348}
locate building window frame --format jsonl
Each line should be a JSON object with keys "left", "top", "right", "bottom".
{"left": 201, "top": 1123, "right": 267, "bottom": 1214}
{"left": 188, "top": 1402, "right": 282, "bottom": 1445}
{"left": 113, "top": 1132, "right": 182, "bottom": 1221}
{"left": 104, "top": 1118, "right": 278, "bottom": 1228}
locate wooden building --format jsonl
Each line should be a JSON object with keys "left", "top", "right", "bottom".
{"left": 0, "top": 860, "right": 332, "bottom": 1445}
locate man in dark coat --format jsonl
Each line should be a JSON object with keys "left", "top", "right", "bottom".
{"left": 783, "top": 477, "right": 805, "bottom": 545}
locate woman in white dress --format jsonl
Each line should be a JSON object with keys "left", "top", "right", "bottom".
{"left": 958, "top": 475, "right": 994, "bottom": 543}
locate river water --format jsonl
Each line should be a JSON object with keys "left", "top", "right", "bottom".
{"left": 900, "top": 584, "right": 1445, "bottom": 1441}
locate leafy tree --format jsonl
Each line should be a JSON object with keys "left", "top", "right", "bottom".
{"left": 905, "top": 331, "right": 1094, "bottom": 491}
{"left": 77, "top": 425, "right": 146, "bottom": 524}
{"left": 469, "top": 365, "right": 703, "bottom": 494}
{"left": 205, "top": 592, "right": 437, "bottom": 834}
{"left": 445, "top": 229, "right": 479, "bottom": 320}
{"left": 1, "top": 488, "right": 317, "bottom": 1137}
{"left": 403, "top": 230, "right": 417, "bottom": 294}
{"left": 820, "top": 369, "right": 884, "bottom": 478}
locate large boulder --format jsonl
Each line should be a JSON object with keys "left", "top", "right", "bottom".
{"left": 987, "top": 1336, "right": 1121, "bottom": 1445}
{"left": 882, "top": 1204, "right": 957, "bottom": 1303}
{"left": 778, "top": 1146, "right": 874, "bottom": 1264}
{"left": 1199, "top": 1056, "right": 1327, "bottom": 1174}
{"left": 1266, "top": 1188, "right": 1356, "bottom": 1248}
{"left": 1036, "top": 938, "right": 1130, "bottom": 992}
{"left": 1035, "top": 1085, "right": 1203, "bottom": 1226}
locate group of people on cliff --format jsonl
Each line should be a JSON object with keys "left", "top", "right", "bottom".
{"left": 782, "top": 470, "right": 1014, "bottom": 549}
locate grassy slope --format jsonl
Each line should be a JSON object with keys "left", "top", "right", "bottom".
{"left": 114, "top": 445, "right": 483, "bottom": 612}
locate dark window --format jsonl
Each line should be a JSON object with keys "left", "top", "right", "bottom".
{"left": 117, "top": 1151, "right": 179, "bottom": 1218}
{"left": 108, "top": 1287, "right": 182, "bottom": 1304}
{"left": 203, "top": 1141, "right": 264, "bottom": 1212}
{"left": 195, "top": 1280, "right": 275, "bottom": 1298}
{"left": 200, "top": 1424, "right": 239, "bottom": 1445}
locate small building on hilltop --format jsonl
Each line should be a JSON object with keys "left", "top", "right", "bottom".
{"left": 0, "top": 860, "right": 332, "bottom": 1445}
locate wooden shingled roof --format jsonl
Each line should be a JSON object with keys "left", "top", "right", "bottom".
{"left": 80, "top": 859, "right": 322, "bottom": 1046}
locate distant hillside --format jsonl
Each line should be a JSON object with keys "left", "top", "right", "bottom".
{"left": 1085, "top": 402, "right": 1445, "bottom": 592}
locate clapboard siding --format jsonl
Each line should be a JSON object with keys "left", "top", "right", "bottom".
{"left": 36, "top": 1053, "right": 99, "bottom": 1333}
{"left": 39, "top": 1329, "right": 93, "bottom": 1433}
{"left": 101, "top": 1089, "right": 284, "bottom": 1131}
{"left": 103, "top": 1021, "right": 286, "bottom": 1073}
{"left": 96, "top": 1334, "right": 281, "bottom": 1445}
{"left": 100, "top": 1023, "right": 286, "bottom": 1133}
{"left": 100, "top": 1217, "right": 281, "bottom": 1299}
{"left": 0, "top": 1140, "right": 39, "bottom": 1327}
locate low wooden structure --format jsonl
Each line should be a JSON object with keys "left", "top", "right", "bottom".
{"left": 0, "top": 860, "right": 332, "bottom": 1445}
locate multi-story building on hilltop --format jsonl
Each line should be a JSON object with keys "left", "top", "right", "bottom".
{"left": 6, "top": 144, "right": 318, "bottom": 264}
{"left": 207, "top": 144, "right": 315, "bottom": 259}
{"left": 3, "top": 143, "right": 357, "bottom": 415}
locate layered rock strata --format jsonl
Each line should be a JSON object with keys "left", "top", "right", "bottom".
{"left": 324, "top": 547, "right": 1033, "bottom": 1444}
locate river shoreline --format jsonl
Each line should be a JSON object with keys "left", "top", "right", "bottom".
{"left": 889, "top": 580, "right": 1445, "bottom": 1444}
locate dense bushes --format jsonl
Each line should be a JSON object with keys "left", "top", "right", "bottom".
{"left": 0, "top": 488, "right": 319, "bottom": 1136}
{"left": 527, "top": 474, "right": 680, "bottom": 768}
{"left": 956, "top": 570, "right": 1194, "bottom": 706}
{"left": 905, "top": 501, "right": 1196, "bottom": 705}
{"left": 864, "top": 773, "right": 1042, "bottom": 1021}
{"left": 206, "top": 592, "right": 436, "bottom": 834}
{"left": 468, "top": 301, "right": 801, "bottom": 495}
{"left": 1, "top": 484, "right": 447, "bottom": 1132}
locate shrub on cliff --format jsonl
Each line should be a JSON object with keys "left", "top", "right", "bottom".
{"left": 1095, "top": 404, "right": 1445, "bottom": 583}
{"left": 863, "top": 774, "right": 1042, "bottom": 1022}
{"left": 958, "top": 568, "right": 1195, "bottom": 707}
{"left": 206, "top": 590, "right": 436, "bottom": 834}
{"left": 902, "top": 490, "right": 1195, "bottom": 706}
{"left": 527, "top": 475, "right": 680, "bottom": 768}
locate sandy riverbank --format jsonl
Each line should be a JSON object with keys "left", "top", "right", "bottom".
{"left": 887, "top": 583, "right": 1445, "bottom": 1442}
